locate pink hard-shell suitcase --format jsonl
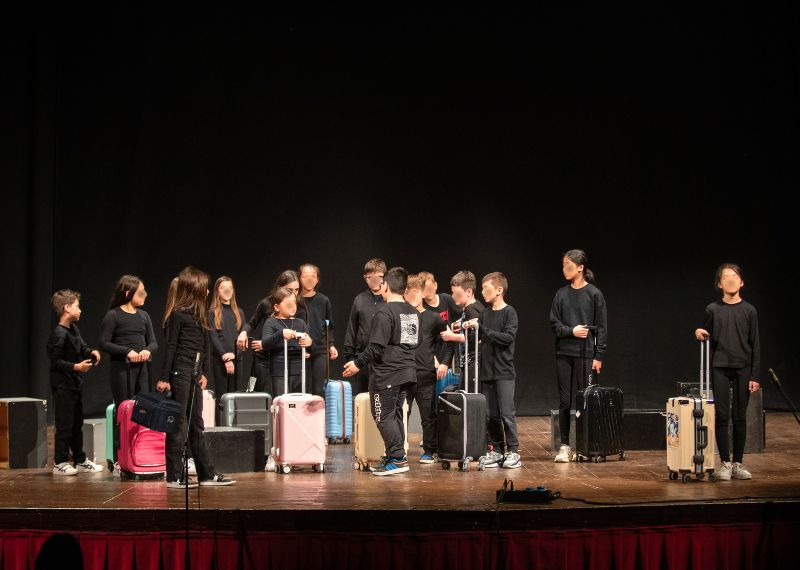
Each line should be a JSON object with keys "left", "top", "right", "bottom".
{"left": 117, "top": 399, "right": 166, "bottom": 475}
{"left": 270, "top": 338, "right": 326, "bottom": 474}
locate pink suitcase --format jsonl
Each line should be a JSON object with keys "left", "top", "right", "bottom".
{"left": 117, "top": 399, "right": 166, "bottom": 476}
{"left": 270, "top": 338, "right": 327, "bottom": 474}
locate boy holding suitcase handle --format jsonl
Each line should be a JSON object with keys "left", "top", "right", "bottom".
{"left": 694, "top": 263, "right": 760, "bottom": 481}
{"left": 549, "top": 249, "right": 608, "bottom": 463}
{"left": 343, "top": 267, "right": 419, "bottom": 476}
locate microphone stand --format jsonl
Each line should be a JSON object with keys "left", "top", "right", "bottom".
{"left": 768, "top": 368, "right": 800, "bottom": 427}
{"left": 183, "top": 352, "right": 201, "bottom": 570}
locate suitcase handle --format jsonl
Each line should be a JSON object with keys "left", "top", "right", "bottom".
{"left": 283, "top": 338, "right": 308, "bottom": 395}
{"left": 437, "top": 395, "right": 461, "bottom": 414}
{"left": 462, "top": 321, "right": 480, "bottom": 394}
{"left": 699, "top": 339, "right": 711, "bottom": 399}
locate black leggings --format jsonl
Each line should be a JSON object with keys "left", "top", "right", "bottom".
{"left": 556, "top": 355, "right": 589, "bottom": 445}
{"left": 713, "top": 367, "right": 751, "bottom": 463}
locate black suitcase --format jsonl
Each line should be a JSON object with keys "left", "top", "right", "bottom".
{"left": 436, "top": 320, "right": 487, "bottom": 471}
{"left": 574, "top": 327, "right": 625, "bottom": 462}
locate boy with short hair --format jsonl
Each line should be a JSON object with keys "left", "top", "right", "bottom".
{"left": 46, "top": 289, "right": 105, "bottom": 476}
{"left": 465, "top": 272, "right": 521, "bottom": 469}
{"left": 343, "top": 267, "right": 419, "bottom": 476}
{"left": 418, "top": 271, "right": 460, "bottom": 377}
{"left": 441, "top": 270, "right": 485, "bottom": 375}
{"left": 343, "top": 258, "right": 387, "bottom": 396}
{"left": 404, "top": 274, "right": 447, "bottom": 463}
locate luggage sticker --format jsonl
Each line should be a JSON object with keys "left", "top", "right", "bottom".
{"left": 666, "top": 412, "right": 679, "bottom": 447}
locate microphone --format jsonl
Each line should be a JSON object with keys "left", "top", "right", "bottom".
{"left": 193, "top": 352, "right": 201, "bottom": 379}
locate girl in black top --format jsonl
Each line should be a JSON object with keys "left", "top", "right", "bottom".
{"left": 549, "top": 250, "right": 608, "bottom": 463}
{"left": 99, "top": 275, "right": 158, "bottom": 473}
{"left": 694, "top": 263, "right": 760, "bottom": 481}
{"left": 208, "top": 276, "right": 246, "bottom": 398}
{"left": 261, "top": 287, "right": 312, "bottom": 397}
{"left": 299, "top": 263, "right": 338, "bottom": 397}
{"left": 99, "top": 275, "right": 158, "bottom": 405}
{"left": 157, "top": 266, "right": 235, "bottom": 488}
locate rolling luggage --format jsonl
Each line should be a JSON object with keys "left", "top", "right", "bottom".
{"left": 106, "top": 403, "right": 116, "bottom": 471}
{"left": 270, "top": 337, "right": 327, "bottom": 474}
{"left": 325, "top": 319, "right": 354, "bottom": 444}
{"left": 667, "top": 339, "right": 717, "bottom": 482}
{"left": 219, "top": 389, "right": 272, "bottom": 452}
{"left": 116, "top": 399, "right": 166, "bottom": 478}
{"left": 436, "top": 321, "right": 487, "bottom": 471}
{"left": 574, "top": 326, "right": 625, "bottom": 463}
{"left": 353, "top": 392, "right": 409, "bottom": 471}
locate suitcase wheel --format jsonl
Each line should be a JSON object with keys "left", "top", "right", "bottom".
{"left": 696, "top": 472, "right": 705, "bottom": 480}
{"left": 619, "top": 451, "right": 626, "bottom": 461}
{"left": 281, "top": 464, "right": 292, "bottom": 475}
{"left": 353, "top": 462, "right": 362, "bottom": 471}
{"left": 344, "top": 437, "right": 351, "bottom": 444}
{"left": 458, "top": 460, "right": 470, "bottom": 472}
{"left": 668, "top": 470, "right": 679, "bottom": 481}
{"left": 442, "top": 461, "right": 451, "bottom": 470}
{"left": 328, "top": 438, "right": 336, "bottom": 445}
{"left": 681, "top": 473, "right": 692, "bottom": 483}
{"left": 312, "top": 463, "right": 325, "bottom": 473}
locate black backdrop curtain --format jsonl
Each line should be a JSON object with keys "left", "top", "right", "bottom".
{"left": 2, "top": 5, "right": 798, "bottom": 417}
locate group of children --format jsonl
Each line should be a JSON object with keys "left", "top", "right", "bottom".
{"left": 46, "top": 251, "right": 761, "bottom": 482}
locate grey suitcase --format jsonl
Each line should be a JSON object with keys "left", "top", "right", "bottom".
{"left": 219, "top": 391, "right": 272, "bottom": 452}
{"left": 82, "top": 417, "right": 107, "bottom": 465}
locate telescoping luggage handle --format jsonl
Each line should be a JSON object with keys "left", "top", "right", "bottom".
{"left": 462, "top": 321, "right": 480, "bottom": 394}
{"left": 581, "top": 326, "right": 599, "bottom": 387}
{"left": 699, "top": 338, "right": 711, "bottom": 399}
{"left": 283, "top": 335, "right": 307, "bottom": 395}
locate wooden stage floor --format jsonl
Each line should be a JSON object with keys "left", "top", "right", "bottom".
{"left": 2, "top": 414, "right": 799, "bottom": 533}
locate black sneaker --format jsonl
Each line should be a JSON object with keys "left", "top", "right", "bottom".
{"left": 199, "top": 473, "right": 236, "bottom": 486}
{"left": 167, "top": 478, "right": 198, "bottom": 489}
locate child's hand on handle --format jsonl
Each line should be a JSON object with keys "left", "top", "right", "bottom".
{"left": 342, "top": 361, "right": 360, "bottom": 378}
{"left": 462, "top": 318, "right": 479, "bottom": 330}
{"left": 297, "top": 334, "right": 312, "bottom": 348}
{"left": 436, "top": 363, "right": 449, "bottom": 380}
{"left": 695, "top": 328, "right": 710, "bottom": 341}
{"left": 592, "top": 360, "right": 602, "bottom": 373}
{"left": 236, "top": 331, "right": 249, "bottom": 351}
{"left": 749, "top": 380, "right": 760, "bottom": 393}
{"left": 199, "top": 375, "right": 208, "bottom": 390}
{"left": 329, "top": 346, "right": 339, "bottom": 360}
{"left": 157, "top": 380, "right": 171, "bottom": 393}
{"left": 573, "top": 325, "right": 590, "bottom": 338}
{"left": 74, "top": 360, "right": 94, "bottom": 373}
{"left": 282, "top": 329, "right": 295, "bottom": 340}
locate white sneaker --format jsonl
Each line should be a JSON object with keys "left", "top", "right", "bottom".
{"left": 554, "top": 444, "right": 572, "bottom": 463}
{"left": 482, "top": 450, "right": 505, "bottom": 468}
{"left": 265, "top": 455, "right": 276, "bottom": 472}
{"left": 502, "top": 452, "right": 522, "bottom": 469}
{"left": 732, "top": 462, "right": 752, "bottom": 480}
{"left": 199, "top": 473, "right": 236, "bottom": 486}
{"left": 717, "top": 461, "right": 732, "bottom": 481}
{"left": 53, "top": 462, "right": 78, "bottom": 476}
{"left": 187, "top": 458, "right": 197, "bottom": 476}
{"left": 76, "top": 459, "right": 105, "bottom": 473}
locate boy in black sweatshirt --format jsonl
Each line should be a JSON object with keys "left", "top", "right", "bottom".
{"left": 343, "top": 267, "right": 419, "bottom": 476}
{"left": 695, "top": 263, "right": 760, "bottom": 481}
{"left": 343, "top": 258, "right": 387, "bottom": 397}
{"left": 465, "top": 272, "right": 521, "bottom": 469}
{"left": 440, "top": 270, "right": 485, "bottom": 376}
{"left": 46, "top": 289, "right": 105, "bottom": 476}
{"left": 404, "top": 274, "right": 447, "bottom": 464}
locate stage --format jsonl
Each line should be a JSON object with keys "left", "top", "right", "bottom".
{"left": 2, "top": 414, "right": 799, "bottom": 569}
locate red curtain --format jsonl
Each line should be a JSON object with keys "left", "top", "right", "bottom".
{"left": 2, "top": 523, "right": 797, "bottom": 570}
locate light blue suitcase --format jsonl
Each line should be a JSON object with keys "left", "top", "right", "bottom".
{"left": 325, "top": 380, "right": 353, "bottom": 444}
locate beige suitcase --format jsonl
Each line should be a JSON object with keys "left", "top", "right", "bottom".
{"left": 352, "top": 392, "right": 408, "bottom": 471}
{"left": 667, "top": 339, "right": 717, "bottom": 482}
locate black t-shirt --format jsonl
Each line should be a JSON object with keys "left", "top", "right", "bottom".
{"left": 423, "top": 292, "right": 460, "bottom": 366}
{"left": 415, "top": 309, "right": 447, "bottom": 377}
{"left": 702, "top": 299, "right": 760, "bottom": 379}
{"left": 98, "top": 307, "right": 158, "bottom": 362}
{"left": 367, "top": 301, "right": 419, "bottom": 391}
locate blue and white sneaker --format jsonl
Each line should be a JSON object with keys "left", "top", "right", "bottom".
{"left": 419, "top": 453, "right": 438, "bottom": 464}
{"left": 372, "top": 457, "right": 409, "bottom": 476}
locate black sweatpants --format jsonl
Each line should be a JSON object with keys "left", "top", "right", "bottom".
{"left": 406, "top": 374, "right": 437, "bottom": 454}
{"left": 308, "top": 352, "right": 328, "bottom": 398}
{"left": 52, "top": 386, "right": 86, "bottom": 465}
{"left": 370, "top": 382, "right": 413, "bottom": 460}
{"left": 483, "top": 379, "right": 519, "bottom": 453}
{"left": 164, "top": 362, "right": 215, "bottom": 482}
{"left": 556, "top": 355, "right": 589, "bottom": 445}
{"left": 251, "top": 356, "right": 270, "bottom": 393}
{"left": 713, "top": 367, "right": 751, "bottom": 463}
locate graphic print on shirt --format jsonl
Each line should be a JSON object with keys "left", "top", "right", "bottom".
{"left": 400, "top": 313, "right": 419, "bottom": 345}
